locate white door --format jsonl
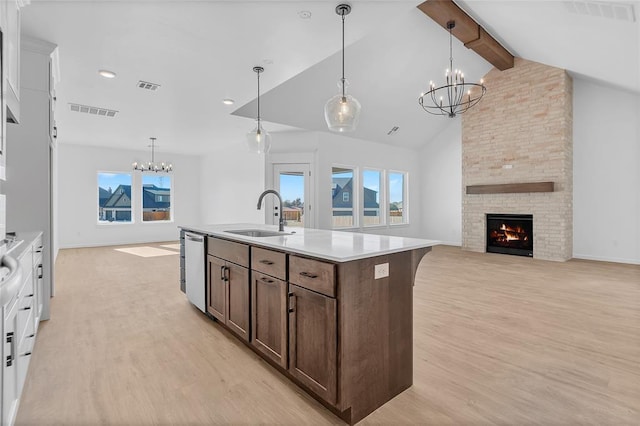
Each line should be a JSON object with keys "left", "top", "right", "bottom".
{"left": 271, "top": 163, "right": 313, "bottom": 229}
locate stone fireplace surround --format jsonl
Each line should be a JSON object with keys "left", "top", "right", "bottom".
{"left": 461, "top": 58, "right": 573, "bottom": 262}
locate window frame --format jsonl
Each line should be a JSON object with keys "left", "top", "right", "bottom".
{"left": 140, "top": 172, "right": 174, "bottom": 224}
{"left": 387, "top": 170, "right": 409, "bottom": 226}
{"left": 331, "top": 164, "right": 359, "bottom": 229}
{"left": 361, "top": 168, "right": 386, "bottom": 228}
{"left": 96, "top": 171, "right": 134, "bottom": 226}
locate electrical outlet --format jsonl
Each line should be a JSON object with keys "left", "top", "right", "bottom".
{"left": 374, "top": 263, "right": 389, "bottom": 279}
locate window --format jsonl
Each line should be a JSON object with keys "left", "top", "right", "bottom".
{"left": 142, "top": 175, "right": 172, "bottom": 222}
{"left": 332, "top": 167, "right": 356, "bottom": 228}
{"left": 362, "top": 169, "right": 382, "bottom": 226}
{"left": 388, "top": 171, "right": 407, "bottom": 224}
{"left": 98, "top": 172, "right": 133, "bottom": 223}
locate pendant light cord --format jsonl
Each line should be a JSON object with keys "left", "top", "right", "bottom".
{"left": 257, "top": 71, "right": 261, "bottom": 128}
{"left": 341, "top": 12, "right": 346, "bottom": 99}
{"left": 150, "top": 137, "right": 156, "bottom": 163}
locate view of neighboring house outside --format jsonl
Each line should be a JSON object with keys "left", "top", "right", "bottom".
{"left": 98, "top": 172, "right": 133, "bottom": 223}
{"left": 363, "top": 169, "right": 382, "bottom": 226}
{"left": 100, "top": 184, "right": 133, "bottom": 222}
{"left": 332, "top": 169, "right": 381, "bottom": 228}
{"left": 142, "top": 175, "right": 172, "bottom": 222}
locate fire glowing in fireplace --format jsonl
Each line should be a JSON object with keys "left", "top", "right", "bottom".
{"left": 498, "top": 224, "right": 530, "bottom": 242}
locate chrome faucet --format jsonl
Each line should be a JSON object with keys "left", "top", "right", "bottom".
{"left": 257, "top": 189, "right": 285, "bottom": 232}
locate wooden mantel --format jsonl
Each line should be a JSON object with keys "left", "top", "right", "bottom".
{"left": 466, "top": 182, "right": 555, "bottom": 195}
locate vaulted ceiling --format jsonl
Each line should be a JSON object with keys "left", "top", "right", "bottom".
{"left": 21, "top": 0, "right": 640, "bottom": 155}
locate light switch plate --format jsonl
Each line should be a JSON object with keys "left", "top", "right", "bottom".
{"left": 374, "top": 263, "right": 389, "bottom": 279}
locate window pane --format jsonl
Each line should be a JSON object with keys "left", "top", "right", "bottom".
{"left": 142, "top": 175, "right": 172, "bottom": 222}
{"left": 363, "top": 170, "right": 382, "bottom": 226}
{"left": 389, "top": 172, "right": 406, "bottom": 224}
{"left": 332, "top": 167, "right": 355, "bottom": 228}
{"left": 279, "top": 172, "right": 305, "bottom": 228}
{"left": 98, "top": 172, "right": 132, "bottom": 223}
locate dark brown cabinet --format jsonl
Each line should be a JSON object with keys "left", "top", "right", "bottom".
{"left": 251, "top": 271, "right": 287, "bottom": 368}
{"left": 207, "top": 237, "right": 250, "bottom": 342}
{"left": 288, "top": 283, "right": 337, "bottom": 405}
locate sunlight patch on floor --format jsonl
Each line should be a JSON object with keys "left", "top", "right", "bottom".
{"left": 114, "top": 246, "right": 178, "bottom": 257}
{"left": 160, "top": 244, "right": 181, "bottom": 251}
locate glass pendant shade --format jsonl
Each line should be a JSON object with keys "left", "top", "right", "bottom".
{"left": 246, "top": 121, "right": 271, "bottom": 154}
{"left": 325, "top": 79, "right": 361, "bottom": 133}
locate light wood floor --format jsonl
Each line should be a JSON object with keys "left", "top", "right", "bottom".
{"left": 17, "top": 244, "right": 640, "bottom": 425}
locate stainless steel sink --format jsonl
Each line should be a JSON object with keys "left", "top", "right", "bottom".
{"left": 225, "top": 229, "right": 291, "bottom": 238}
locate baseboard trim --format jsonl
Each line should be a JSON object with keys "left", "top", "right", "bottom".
{"left": 573, "top": 253, "right": 640, "bottom": 265}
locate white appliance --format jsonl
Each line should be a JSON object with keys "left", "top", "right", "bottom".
{"left": 185, "top": 232, "right": 206, "bottom": 312}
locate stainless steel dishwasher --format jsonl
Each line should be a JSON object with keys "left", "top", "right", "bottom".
{"left": 184, "top": 232, "right": 206, "bottom": 312}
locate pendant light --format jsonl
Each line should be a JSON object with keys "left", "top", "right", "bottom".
{"left": 324, "top": 3, "right": 361, "bottom": 133}
{"left": 418, "top": 20, "right": 486, "bottom": 118}
{"left": 132, "top": 137, "right": 172, "bottom": 173}
{"left": 246, "top": 66, "right": 271, "bottom": 154}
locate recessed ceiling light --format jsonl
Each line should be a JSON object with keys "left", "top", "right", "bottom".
{"left": 98, "top": 69, "right": 117, "bottom": 79}
{"left": 298, "top": 10, "right": 312, "bottom": 19}
{"left": 222, "top": 98, "right": 235, "bottom": 105}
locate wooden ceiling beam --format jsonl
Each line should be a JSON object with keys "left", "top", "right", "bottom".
{"left": 417, "top": 0, "right": 514, "bottom": 71}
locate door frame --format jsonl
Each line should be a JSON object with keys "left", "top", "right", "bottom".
{"left": 266, "top": 152, "right": 317, "bottom": 229}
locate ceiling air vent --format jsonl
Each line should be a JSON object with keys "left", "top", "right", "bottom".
{"left": 137, "top": 80, "right": 161, "bottom": 91}
{"left": 387, "top": 126, "right": 400, "bottom": 136}
{"left": 69, "top": 103, "right": 118, "bottom": 117}
{"left": 565, "top": 1, "right": 636, "bottom": 22}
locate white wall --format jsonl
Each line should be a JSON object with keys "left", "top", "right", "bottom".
{"left": 310, "top": 132, "right": 422, "bottom": 238}
{"left": 420, "top": 122, "right": 462, "bottom": 245}
{"left": 200, "top": 143, "right": 265, "bottom": 224}
{"left": 573, "top": 78, "right": 640, "bottom": 264}
{"left": 58, "top": 143, "right": 201, "bottom": 248}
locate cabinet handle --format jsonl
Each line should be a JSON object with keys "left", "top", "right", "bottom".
{"left": 27, "top": 334, "right": 35, "bottom": 338}
{"left": 6, "top": 332, "right": 14, "bottom": 367}
{"left": 27, "top": 294, "right": 34, "bottom": 298}
{"left": 220, "top": 265, "right": 226, "bottom": 281}
{"left": 224, "top": 266, "right": 230, "bottom": 282}
{"left": 38, "top": 264, "right": 43, "bottom": 279}
{"left": 288, "top": 294, "right": 296, "bottom": 313}
{"left": 299, "top": 271, "right": 318, "bottom": 279}
{"left": 259, "top": 260, "right": 274, "bottom": 265}
{"left": 21, "top": 352, "right": 32, "bottom": 357}
{"left": 259, "top": 277, "right": 274, "bottom": 284}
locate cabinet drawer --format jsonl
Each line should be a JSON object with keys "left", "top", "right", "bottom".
{"left": 208, "top": 237, "right": 249, "bottom": 267}
{"left": 251, "top": 247, "right": 286, "bottom": 280}
{"left": 289, "top": 256, "right": 336, "bottom": 298}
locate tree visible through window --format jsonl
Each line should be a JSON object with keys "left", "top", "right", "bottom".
{"left": 98, "top": 172, "right": 133, "bottom": 223}
{"left": 142, "top": 175, "right": 172, "bottom": 222}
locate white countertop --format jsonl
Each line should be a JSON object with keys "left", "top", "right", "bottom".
{"left": 180, "top": 224, "right": 439, "bottom": 262}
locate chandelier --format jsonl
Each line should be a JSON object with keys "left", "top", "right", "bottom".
{"left": 132, "top": 137, "right": 172, "bottom": 172}
{"left": 419, "top": 20, "right": 486, "bottom": 118}
{"left": 246, "top": 66, "right": 271, "bottom": 154}
{"left": 324, "top": 3, "right": 361, "bottom": 133}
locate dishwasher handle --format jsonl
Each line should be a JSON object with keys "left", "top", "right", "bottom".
{"left": 185, "top": 233, "right": 204, "bottom": 243}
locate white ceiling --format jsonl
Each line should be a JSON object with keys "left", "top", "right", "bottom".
{"left": 21, "top": 0, "right": 640, "bottom": 155}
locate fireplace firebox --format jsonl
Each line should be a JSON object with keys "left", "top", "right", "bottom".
{"left": 486, "top": 214, "right": 533, "bottom": 257}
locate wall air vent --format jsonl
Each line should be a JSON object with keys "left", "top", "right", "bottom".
{"left": 565, "top": 1, "right": 636, "bottom": 22}
{"left": 69, "top": 103, "right": 118, "bottom": 117}
{"left": 137, "top": 80, "right": 161, "bottom": 91}
{"left": 387, "top": 126, "right": 400, "bottom": 136}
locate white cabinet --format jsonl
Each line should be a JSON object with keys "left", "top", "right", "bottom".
{"left": 3, "top": 0, "right": 23, "bottom": 123}
{"left": 1, "top": 234, "right": 43, "bottom": 426}
{"left": 6, "top": 38, "right": 57, "bottom": 321}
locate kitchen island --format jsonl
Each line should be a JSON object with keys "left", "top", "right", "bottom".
{"left": 179, "top": 224, "right": 438, "bottom": 424}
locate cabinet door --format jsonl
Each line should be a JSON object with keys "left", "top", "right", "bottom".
{"left": 226, "top": 263, "right": 250, "bottom": 341}
{"left": 3, "top": 305, "right": 19, "bottom": 426}
{"left": 251, "top": 272, "right": 287, "bottom": 368}
{"left": 288, "top": 284, "right": 337, "bottom": 404}
{"left": 207, "top": 256, "right": 226, "bottom": 322}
